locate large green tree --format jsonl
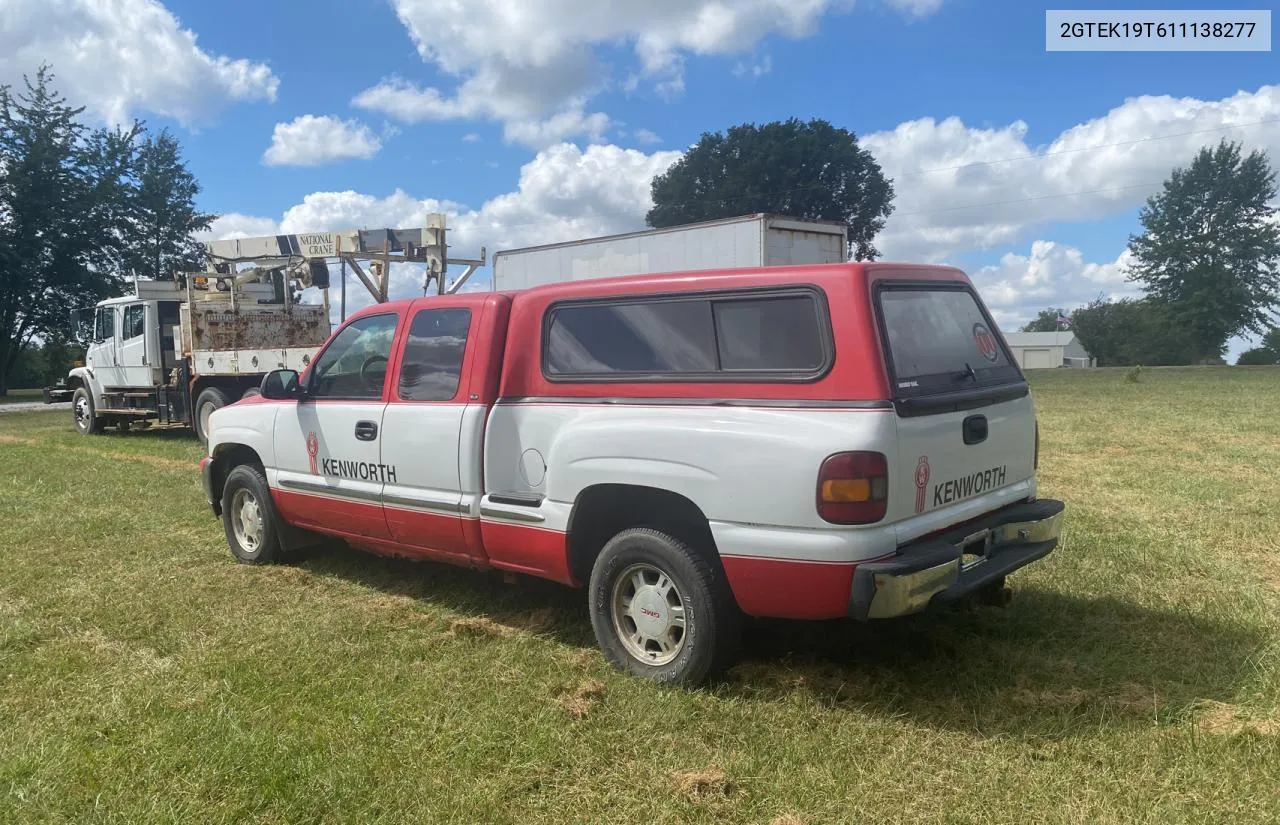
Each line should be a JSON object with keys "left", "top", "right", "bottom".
{"left": 1126, "top": 140, "right": 1280, "bottom": 361}
{"left": 646, "top": 118, "right": 895, "bottom": 260}
{"left": 0, "top": 67, "right": 139, "bottom": 395}
{"left": 0, "top": 68, "right": 212, "bottom": 394}
{"left": 1070, "top": 297, "right": 1203, "bottom": 367}
{"left": 126, "top": 129, "right": 214, "bottom": 282}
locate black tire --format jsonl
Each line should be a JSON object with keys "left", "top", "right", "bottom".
{"left": 241, "top": 387, "right": 261, "bottom": 400}
{"left": 588, "top": 528, "right": 741, "bottom": 686}
{"left": 71, "top": 387, "right": 103, "bottom": 436}
{"left": 221, "top": 464, "right": 286, "bottom": 564}
{"left": 194, "top": 386, "right": 232, "bottom": 446}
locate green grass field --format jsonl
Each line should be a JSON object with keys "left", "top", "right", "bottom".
{"left": 2, "top": 367, "right": 1278, "bottom": 824}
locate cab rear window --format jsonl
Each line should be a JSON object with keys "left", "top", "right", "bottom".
{"left": 877, "top": 285, "right": 1021, "bottom": 397}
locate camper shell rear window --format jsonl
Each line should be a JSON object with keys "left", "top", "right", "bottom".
{"left": 875, "top": 282, "right": 1023, "bottom": 399}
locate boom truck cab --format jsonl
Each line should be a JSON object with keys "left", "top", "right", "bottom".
{"left": 45, "top": 214, "right": 485, "bottom": 444}
{"left": 199, "top": 258, "right": 1066, "bottom": 686}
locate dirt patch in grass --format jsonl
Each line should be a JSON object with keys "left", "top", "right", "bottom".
{"left": 1195, "top": 701, "right": 1278, "bottom": 736}
{"left": 671, "top": 767, "right": 734, "bottom": 802}
{"left": 448, "top": 607, "right": 558, "bottom": 639}
{"left": 555, "top": 678, "right": 605, "bottom": 719}
{"left": 770, "top": 816, "right": 806, "bottom": 825}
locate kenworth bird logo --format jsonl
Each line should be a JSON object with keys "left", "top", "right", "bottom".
{"left": 306, "top": 431, "right": 319, "bottom": 474}
{"left": 973, "top": 322, "right": 999, "bottom": 363}
{"left": 914, "top": 456, "right": 931, "bottom": 513}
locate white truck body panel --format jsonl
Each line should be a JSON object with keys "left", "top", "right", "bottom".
{"left": 481, "top": 401, "right": 1035, "bottom": 565}
{"left": 492, "top": 214, "right": 848, "bottom": 291}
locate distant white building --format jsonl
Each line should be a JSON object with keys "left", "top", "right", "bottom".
{"left": 1003, "top": 331, "right": 1094, "bottom": 369}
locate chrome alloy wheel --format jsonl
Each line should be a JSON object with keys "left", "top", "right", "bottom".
{"left": 74, "top": 396, "right": 91, "bottom": 430}
{"left": 610, "top": 563, "right": 687, "bottom": 666}
{"left": 230, "top": 487, "right": 265, "bottom": 553}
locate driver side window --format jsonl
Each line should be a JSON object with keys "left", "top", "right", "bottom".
{"left": 95, "top": 307, "right": 115, "bottom": 342}
{"left": 308, "top": 313, "right": 399, "bottom": 399}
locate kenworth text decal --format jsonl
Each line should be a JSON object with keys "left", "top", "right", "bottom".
{"left": 320, "top": 458, "right": 398, "bottom": 484}
{"left": 933, "top": 465, "right": 1007, "bottom": 507}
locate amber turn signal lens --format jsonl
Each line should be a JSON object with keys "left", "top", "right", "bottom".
{"left": 821, "top": 478, "right": 872, "bottom": 502}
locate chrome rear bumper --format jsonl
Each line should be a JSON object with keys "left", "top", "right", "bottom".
{"left": 849, "top": 498, "right": 1065, "bottom": 621}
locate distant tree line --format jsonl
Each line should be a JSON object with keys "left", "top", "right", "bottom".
{"left": 1023, "top": 140, "right": 1280, "bottom": 367}
{"left": 0, "top": 66, "right": 212, "bottom": 394}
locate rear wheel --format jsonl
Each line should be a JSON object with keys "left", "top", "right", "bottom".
{"left": 221, "top": 464, "right": 286, "bottom": 564}
{"left": 72, "top": 387, "right": 102, "bottom": 436}
{"left": 588, "top": 528, "right": 740, "bottom": 686}
{"left": 194, "top": 386, "right": 232, "bottom": 445}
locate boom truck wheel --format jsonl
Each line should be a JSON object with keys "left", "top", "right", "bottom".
{"left": 194, "top": 386, "right": 233, "bottom": 446}
{"left": 588, "top": 528, "right": 741, "bottom": 685}
{"left": 71, "top": 387, "right": 103, "bottom": 436}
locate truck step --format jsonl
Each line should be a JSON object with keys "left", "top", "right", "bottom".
{"left": 116, "top": 392, "right": 156, "bottom": 398}
{"left": 98, "top": 408, "right": 157, "bottom": 416}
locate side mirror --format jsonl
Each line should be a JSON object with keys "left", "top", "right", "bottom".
{"left": 260, "top": 369, "right": 302, "bottom": 400}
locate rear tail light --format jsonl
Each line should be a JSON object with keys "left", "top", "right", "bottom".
{"left": 817, "top": 451, "right": 889, "bottom": 525}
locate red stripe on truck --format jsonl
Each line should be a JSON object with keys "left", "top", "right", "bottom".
{"left": 720, "top": 556, "right": 857, "bottom": 619}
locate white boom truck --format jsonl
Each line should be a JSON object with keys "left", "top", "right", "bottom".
{"left": 45, "top": 214, "right": 484, "bottom": 444}
{"left": 491, "top": 213, "right": 849, "bottom": 290}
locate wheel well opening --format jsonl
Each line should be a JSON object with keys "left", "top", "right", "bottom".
{"left": 566, "top": 484, "right": 720, "bottom": 585}
{"left": 67, "top": 376, "right": 85, "bottom": 391}
{"left": 210, "top": 444, "right": 264, "bottom": 505}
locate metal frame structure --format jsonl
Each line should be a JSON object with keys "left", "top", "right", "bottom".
{"left": 199, "top": 213, "right": 486, "bottom": 320}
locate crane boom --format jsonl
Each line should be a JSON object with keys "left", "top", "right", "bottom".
{"left": 199, "top": 212, "right": 485, "bottom": 301}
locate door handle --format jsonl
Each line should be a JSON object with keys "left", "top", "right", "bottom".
{"left": 354, "top": 420, "right": 379, "bottom": 441}
{"left": 962, "top": 414, "right": 988, "bottom": 445}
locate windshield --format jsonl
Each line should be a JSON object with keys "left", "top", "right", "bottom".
{"left": 877, "top": 285, "right": 1022, "bottom": 397}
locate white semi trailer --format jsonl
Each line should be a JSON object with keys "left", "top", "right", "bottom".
{"left": 491, "top": 213, "right": 849, "bottom": 290}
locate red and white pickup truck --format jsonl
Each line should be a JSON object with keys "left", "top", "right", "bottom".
{"left": 200, "top": 262, "right": 1065, "bottom": 685}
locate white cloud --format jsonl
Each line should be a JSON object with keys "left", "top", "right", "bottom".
{"left": 733, "top": 55, "right": 773, "bottom": 78}
{"left": 0, "top": 0, "right": 278, "bottom": 126}
{"left": 199, "top": 213, "right": 280, "bottom": 241}
{"left": 634, "top": 129, "right": 662, "bottom": 145}
{"left": 887, "top": 0, "right": 945, "bottom": 17}
{"left": 868, "top": 84, "right": 1280, "bottom": 262}
{"left": 502, "top": 106, "right": 612, "bottom": 148}
{"left": 352, "top": 77, "right": 611, "bottom": 149}
{"left": 354, "top": 0, "right": 936, "bottom": 140}
{"left": 462, "top": 132, "right": 482, "bottom": 143}
{"left": 262, "top": 115, "right": 383, "bottom": 167}
{"left": 970, "top": 241, "right": 1138, "bottom": 332}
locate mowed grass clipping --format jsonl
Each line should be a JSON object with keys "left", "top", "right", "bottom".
{"left": 2, "top": 367, "right": 1279, "bottom": 824}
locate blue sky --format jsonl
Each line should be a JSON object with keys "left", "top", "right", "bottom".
{"left": 3, "top": 0, "right": 1277, "bottom": 357}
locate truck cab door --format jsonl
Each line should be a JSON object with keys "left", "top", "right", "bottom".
{"left": 116, "top": 302, "right": 152, "bottom": 388}
{"left": 270, "top": 310, "right": 401, "bottom": 541}
{"left": 87, "top": 306, "right": 121, "bottom": 389}
{"left": 379, "top": 298, "right": 485, "bottom": 562}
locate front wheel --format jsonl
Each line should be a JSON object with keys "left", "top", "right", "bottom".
{"left": 588, "top": 528, "right": 741, "bottom": 686}
{"left": 221, "top": 464, "right": 287, "bottom": 564}
{"left": 72, "top": 387, "right": 102, "bottom": 436}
